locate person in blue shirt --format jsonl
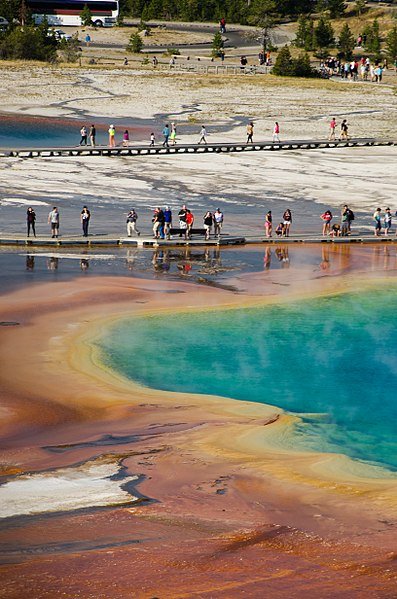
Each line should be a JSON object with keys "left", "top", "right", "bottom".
{"left": 162, "top": 124, "right": 170, "bottom": 147}
{"left": 164, "top": 206, "right": 172, "bottom": 239}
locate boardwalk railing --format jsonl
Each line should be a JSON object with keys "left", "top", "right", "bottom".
{"left": 0, "top": 138, "right": 394, "bottom": 159}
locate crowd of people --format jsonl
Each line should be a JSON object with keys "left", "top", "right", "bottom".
{"left": 23, "top": 204, "right": 396, "bottom": 239}
{"left": 72, "top": 115, "right": 364, "bottom": 149}
{"left": 322, "top": 56, "right": 387, "bottom": 82}
{"left": 76, "top": 121, "right": 289, "bottom": 148}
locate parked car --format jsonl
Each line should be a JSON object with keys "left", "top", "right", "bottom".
{"left": 47, "top": 29, "right": 72, "bottom": 41}
{"left": 0, "top": 16, "right": 9, "bottom": 30}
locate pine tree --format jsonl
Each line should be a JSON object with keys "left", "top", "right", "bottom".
{"left": 293, "top": 52, "right": 315, "bottom": 77}
{"left": 212, "top": 31, "right": 224, "bottom": 57}
{"left": 327, "top": 0, "right": 346, "bottom": 19}
{"left": 80, "top": 4, "right": 93, "bottom": 26}
{"left": 315, "top": 17, "right": 335, "bottom": 49}
{"left": 355, "top": 0, "right": 366, "bottom": 17}
{"left": 338, "top": 22, "right": 355, "bottom": 60}
{"left": 247, "top": 0, "right": 277, "bottom": 53}
{"left": 363, "top": 19, "right": 381, "bottom": 54}
{"left": 295, "top": 15, "right": 310, "bottom": 48}
{"left": 127, "top": 32, "right": 143, "bottom": 53}
{"left": 272, "top": 45, "right": 293, "bottom": 76}
{"left": 386, "top": 26, "right": 397, "bottom": 62}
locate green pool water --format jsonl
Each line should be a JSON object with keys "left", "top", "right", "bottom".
{"left": 96, "top": 287, "right": 397, "bottom": 472}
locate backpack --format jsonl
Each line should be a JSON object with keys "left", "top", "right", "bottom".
{"left": 348, "top": 209, "right": 355, "bottom": 221}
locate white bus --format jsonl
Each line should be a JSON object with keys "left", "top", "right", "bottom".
{"left": 28, "top": 0, "right": 119, "bottom": 27}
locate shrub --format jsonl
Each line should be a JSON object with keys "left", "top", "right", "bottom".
{"left": 273, "top": 46, "right": 320, "bottom": 78}
{"left": 127, "top": 32, "right": 143, "bottom": 53}
{"left": 0, "top": 24, "right": 57, "bottom": 61}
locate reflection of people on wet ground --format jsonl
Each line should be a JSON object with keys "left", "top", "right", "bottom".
{"left": 47, "top": 257, "right": 59, "bottom": 270}
{"left": 320, "top": 246, "right": 331, "bottom": 270}
{"left": 203, "top": 211, "right": 213, "bottom": 240}
{"left": 275, "top": 247, "right": 290, "bottom": 267}
{"left": 27, "top": 207, "right": 36, "bottom": 237}
{"left": 264, "top": 247, "right": 271, "bottom": 270}
{"left": 152, "top": 249, "right": 170, "bottom": 272}
{"left": 264, "top": 210, "right": 272, "bottom": 238}
{"left": 80, "top": 259, "right": 89, "bottom": 271}
{"left": 26, "top": 254, "right": 35, "bottom": 270}
{"left": 125, "top": 249, "right": 137, "bottom": 271}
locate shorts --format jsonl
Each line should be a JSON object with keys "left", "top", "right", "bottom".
{"left": 51, "top": 222, "right": 58, "bottom": 230}
{"left": 375, "top": 221, "right": 381, "bottom": 230}
{"left": 283, "top": 220, "right": 291, "bottom": 226}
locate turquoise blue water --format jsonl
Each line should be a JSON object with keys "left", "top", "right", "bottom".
{"left": 96, "top": 288, "right": 397, "bottom": 472}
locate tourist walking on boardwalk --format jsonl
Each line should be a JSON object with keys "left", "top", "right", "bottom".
{"left": 152, "top": 208, "right": 161, "bottom": 239}
{"left": 340, "top": 119, "right": 349, "bottom": 140}
{"left": 162, "top": 124, "right": 170, "bottom": 147}
{"left": 26, "top": 207, "right": 36, "bottom": 237}
{"left": 150, "top": 132, "right": 156, "bottom": 146}
{"left": 170, "top": 123, "right": 177, "bottom": 145}
{"left": 321, "top": 210, "right": 333, "bottom": 236}
{"left": 126, "top": 209, "right": 140, "bottom": 237}
{"left": 157, "top": 207, "right": 165, "bottom": 239}
{"left": 108, "top": 124, "right": 116, "bottom": 147}
{"left": 89, "top": 124, "right": 96, "bottom": 147}
{"left": 203, "top": 211, "right": 213, "bottom": 240}
{"left": 186, "top": 209, "right": 194, "bottom": 238}
{"left": 198, "top": 125, "right": 207, "bottom": 144}
{"left": 246, "top": 121, "right": 254, "bottom": 144}
{"left": 384, "top": 207, "right": 392, "bottom": 236}
{"left": 122, "top": 130, "right": 129, "bottom": 147}
{"left": 272, "top": 122, "right": 280, "bottom": 142}
{"left": 79, "top": 125, "right": 88, "bottom": 145}
{"left": 48, "top": 206, "right": 60, "bottom": 238}
{"left": 264, "top": 210, "right": 272, "bottom": 238}
{"left": 373, "top": 208, "right": 382, "bottom": 236}
{"left": 213, "top": 208, "right": 224, "bottom": 237}
{"left": 178, "top": 204, "right": 188, "bottom": 238}
{"left": 164, "top": 205, "right": 172, "bottom": 239}
{"left": 282, "top": 209, "right": 292, "bottom": 236}
{"left": 81, "top": 206, "right": 91, "bottom": 237}
{"left": 329, "top": 118, "right": 337, "bottom": 141}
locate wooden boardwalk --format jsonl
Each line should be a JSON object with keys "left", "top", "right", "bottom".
{"left": 1, "top": 234, "right": 396, "bottom": 248}
{"left": 0, "top": 138, "right": 394, "bottom": 159}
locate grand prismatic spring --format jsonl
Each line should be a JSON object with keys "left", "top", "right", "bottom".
{"left": 1, "top": 46, "right": 397, "bottom": 596}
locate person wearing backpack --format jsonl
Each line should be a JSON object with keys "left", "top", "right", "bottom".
{"left": 343, "top": 205, "right": 355, "bottom": 234}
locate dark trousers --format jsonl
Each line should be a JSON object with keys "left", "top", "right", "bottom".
{"left": 27, "top": 222, "right": 36, "bottom": 236}
{"left": 80, "top": 136, "right": 87, "bottom": 145}
{"left": 82, "top": 220, "right": 89, "bottom": 236}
